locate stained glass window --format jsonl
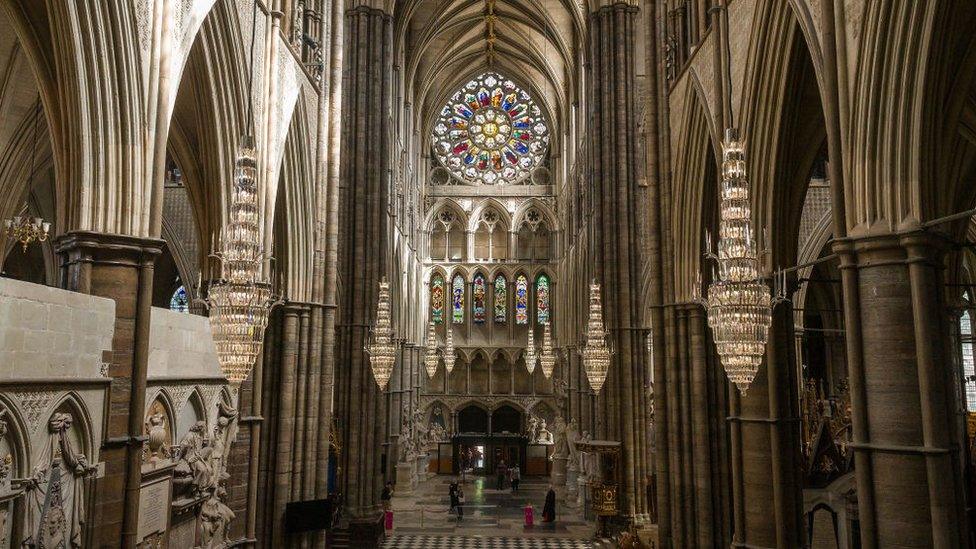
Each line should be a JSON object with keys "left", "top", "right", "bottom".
{"left": 473, "top": 274, "right": 487, "bottom": 324}
{"left": 431, "top": 274, "right": 445, "bottom": 324}
{"left": 431, "top": 72, "right": 550, "bottom": 186}
{"left": 452, "top": 274, "right": 465, "bottom": 324}
{"left": 962, "top": 307, "right": 976, "bottom": 412}
{"left": 536, "top": 274, "right": 551, "bottom": 324}
{"left": 170, "top": 285, "right": 189, "bottom": 313}
{"left": 494, "top": 276, "right": 507, "bottom": 323}
{"left": 515, "top": 275, "right": 528, "bottom": 325}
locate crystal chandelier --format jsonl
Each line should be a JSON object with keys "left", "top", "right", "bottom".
{"left": 582, "top": 280, "right": 612, "bottom": 393}
{"left": 206, "top": 136, "right": 277, "bottom": 385}
{"left": 4, "top": 216, "right": 49, "bottom": 252}
{"left": 539, "top": 323, "right": 556, "bottom": 379}
{"left": 423, "top": 321, "right": 440, "bottom": 378}
{"left": 701, "top": 129, "right": 772, "bottom": 394}
{"left": 524, "top": 326, "right": 538, "bottom": 374}
{"left": 366, "top": 278, "right": 398, "bottom": 390}
{"left": 443, "top": 325, "right": 456, "bottom": 375}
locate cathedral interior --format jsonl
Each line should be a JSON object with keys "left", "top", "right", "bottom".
{"left": 1, "top": 0, "right": 976, "bottom": 548}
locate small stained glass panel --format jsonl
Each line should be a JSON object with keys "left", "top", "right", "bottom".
{"left": 473, "top": 274, "right": 487, "bottom": 324}
{"left": 515, "top": 275, "right": 528, "bottom": 325}
{"left": 431, "top": 274, "right": 445, "bottom": 324}
{"left": 170, "top": 285, "right": 189, "bottom": 313}
{"left": 536, "top": 274, "right": 550, "bottom": 325}
{"left": 494, "top": 276, "right": 507, "bottom": 323}
{"left": 452, "top": 274, "right": 465, "bottom": 324}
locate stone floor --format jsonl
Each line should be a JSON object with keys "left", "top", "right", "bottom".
{"left": 383, "top": 474, "right": 597, "bottom": 548}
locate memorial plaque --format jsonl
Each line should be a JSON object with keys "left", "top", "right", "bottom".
{"left": 137, "top": 476, "right": 171, "bottom": 542}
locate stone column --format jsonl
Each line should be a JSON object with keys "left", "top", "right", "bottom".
{"left": 835, "top": 231, "right": 968, "bottom": 547}
{"left": 56, "top": 231, "right": 163, "bottom": 547}
{"left": 728, "top": 299, "right": 803, "bottom": 548}
{"left": 333, "top": 4, "right": 392, "bottom": 539}
{"left": 587, "top": 0, "right": 650, "bottom": 519}
{"left": 270, "top": 303, "right": 303, "bottom": 544}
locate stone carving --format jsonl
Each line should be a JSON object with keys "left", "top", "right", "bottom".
{"left": 550, "top": 416, "right": 568, "bottom": 457}
{"left": 21, "top": 412, "right": 96, "bottom": 548}
{"left": 135, "top": 0, "right": 153, "bottom": 53}
{"left": 173, "top": 422, "right": 212, "bottom": 499}
{"left": 418, "top": 394, "right": 555, "bottom": 415}
{"left": 13, "top": 391, "right": 56, "bottom": 433}
{"left": 145, "top": 412, "right": 168, "bottom": 462}
{"left": 194, "top": 401, "right": 238, "bottom": 549}
{"left": 566, "top": 418, "right": 581, "bottom": 471}
{"left": 290, "top": 0, "right": 305, "bottom": 47}
{"left": 167, "top": 385, "right": 194, "bottom": 414}
{"left": 144, "top": 399, "right": 173, "bottom": 464}
{"left": 199, "top": 385, "right": 223, "bottom": 411}
{"left": 0, "top": 410, "right": 10, "bottom": 487}
{"left": 526, "top": 415, "right": 539, "bottom": 442}
{"left": 536, "top": 419, "right": 554, "bottom": 445}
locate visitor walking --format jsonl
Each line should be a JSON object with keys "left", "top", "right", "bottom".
{"left": 449, "top": 478, "right": 460, "bottom": 515}
{"left": 510, "top": 464, "right": 521, "bottom": 494}
{"left": 542, "top": 484, "right": 556, "bottom": 522}
{"left": 456, "top": 486, "right": 465, "bottom": 521}
{"left": 381, "top": 482, "right": 393, "bottom": 511}
{"left": 496, "top": 459, "right": 508, "bottom": 490}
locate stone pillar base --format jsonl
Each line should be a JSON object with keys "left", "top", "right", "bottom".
{"left": 396, "top": 463, "right": 414, "bottom": 493}
{"left": 550, "top": 457, "right": 568, "bottom": 486}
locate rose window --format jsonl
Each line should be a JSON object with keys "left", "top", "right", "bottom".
{"left": 432, "top": 72, "right": 549, "bottom": 185}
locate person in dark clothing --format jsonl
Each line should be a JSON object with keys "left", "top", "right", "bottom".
{"left": 496, "top": 460, "right": 507, "bottom": 490}
{"left": 381, "top": 482, "right": 393, "bottom": 511}
{"left": 542, "top": 485, "right": 556, "bottom": 522}
{"left": 449, "top": 478, "right": 460, "bottom": 515}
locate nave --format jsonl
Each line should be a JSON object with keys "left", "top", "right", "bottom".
{"left": 0, "top": 0, "right": 975, "bottom": 547}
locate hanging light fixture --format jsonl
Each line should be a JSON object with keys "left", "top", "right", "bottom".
{"left": 366, "top": 278, "right": 398, "bottom": 390}
{"left": 539, "top": 323, "right": 556, "bottom": 379}
{"left": 4, "top": 102, "right": 49, "bottom": 252}
{"left": 524, "top": 325, "right": 538, "bottom": 374}
{"left": 423, "top": 321, "right": 440, "bottom": 378}
{"left": 205, "top": 4, "right": 276, "bottom": 386}
{"left": 582, "top": 280, "right": 612, "bottom": 393}
{"left": 700, "top": 129, "right": 772, "bottom": 394}
{"left": 206, "top": 135, "right": 277, "bottom": 385}
{"left": 443, "top": 326, "right": 456, "bottom": 375}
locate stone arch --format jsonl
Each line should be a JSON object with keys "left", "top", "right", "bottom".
{"left": 512, "top": 198, "right": 558, "bottom": 232}
{"left": 0, "top": 394, "right": 31, "bottom": 480}
{"left": 424, "top": 198, "right": 469, "bottom": 231}
{"left": 669, "top": 77, "right": 717, "bottom": 301}
{"left": 47, "top": 392, "right": 94, "bottom": 461}
{"left": 468, "top": 198, "right": 513, "bottom": 232}
{"left": 181, "top": 388, "right": 209, "bottom": 435}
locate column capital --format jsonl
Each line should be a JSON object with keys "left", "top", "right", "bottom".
{"left": 55, "top": 230, "right": 164, "bottom": 263}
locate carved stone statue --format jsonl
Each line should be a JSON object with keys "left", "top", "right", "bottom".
{"left": 428, "top": 422, "right": 447, "bottom": 444}
{"left": 145, "top": 412, "right": 169, "bottom": 463}
{"left": 536, "top": 419, "right": 554, "bottom": 445}
{"left": 21, "top": 412, "right": 95, "bottom": 549}
{"left": 566, "top": 418, "right": 581, "bottom": 471}
{"left": 193, "top": 400, "right": 239, "bottom": 549}
{"left": 526, "top": 415, "right": 540, "bottom": 442}
{"left": 199, "top": 486, "right": 235, "bottom": 549}
{"left": 550, "top": 416, "right": 568, "bottom": 457}
{"left": 173, "top": 421, "right": 214, "bottom": 498}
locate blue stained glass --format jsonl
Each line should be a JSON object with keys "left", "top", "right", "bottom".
{"left": 170, "top": 285, "right": 189, "bottom": 313}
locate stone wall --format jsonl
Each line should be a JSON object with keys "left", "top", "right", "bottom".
{"left": 0, "top": 276, "right": 114, "bottom": 380}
